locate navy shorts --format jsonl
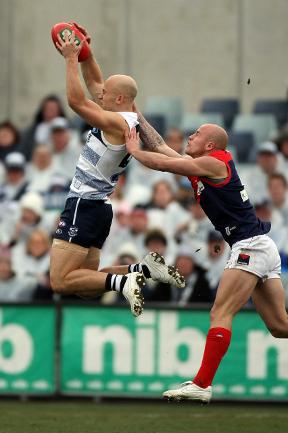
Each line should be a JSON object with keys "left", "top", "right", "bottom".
{"left": 54, "top": 197, "right": 113, "bottom": 249}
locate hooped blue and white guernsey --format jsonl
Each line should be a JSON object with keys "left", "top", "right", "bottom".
{"left": 68, "top": 112, "right": 138, "bottom": 201}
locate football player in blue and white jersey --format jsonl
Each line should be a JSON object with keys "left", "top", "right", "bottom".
{"left": 50, "top": 23, "right": 184, "bottom": 317}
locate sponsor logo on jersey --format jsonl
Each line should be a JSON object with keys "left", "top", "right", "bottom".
{"left": 73, "top": 179, "right": 82, "bottom": 189}
{"left": 225, "top": 225, "right": 236, "bottom": 236}
{"left": 240, "top": 189, "right": 249, "bottom": 202}
{"left": 197, "top": 181, "right": 204, "bottom": 195}
{"left": 55, "top": 229, "right": 62, "bottom": 235}
{"left": 237, "top": 253, "right": 250, "bottom": 265}
{"left": 68, "top": 226, "right": 79, "bottom": 237}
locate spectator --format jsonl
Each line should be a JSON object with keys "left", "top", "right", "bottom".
{"left": 101, "top": 207, "right": 149, "bottom": 267}
{"left": 176, "top": 198, "right": 213, "bottom": 249}
{"left": 12, "top": 229, "right": 51, "bottom": 287}
{"left": 142, "top": 229, "right": 171, "bottom": 303}
{"left": 0, "top": 152, "right": 29, "bottom": 202}
{"left": 125, "top": 207, "right": 148, "bottom": 250}
{"left": 276, "top": 127, "right": 288, "bottom": 180}
{"left": 144, "top": 228, "right": 176, "bottom": 264}
{"left": 111, "top": 202, "right": 132, "bottom": 233}
{"left": 0, "top": 121, "right": 19, "bottom": 189}
{"left": 49, "top": 117, "right": 81, "bottom": 180}
{"left": 0, "top": 250, "right": 36, "bottom": 301}
{"left": 27, "top": 144, "right": 57, "bottom": 193}
{"left": 242, "top": 141, "right": 280, "bottom": 204}
{"left": 165, "top": 127, "right": 184, "bottom": 154}
{"left": 203, "top": 231, "right": 230, "bottom": 296}
{"left": 0, "top": 152, "right": 29, "bottom": 248}
{"left": 18, "top": 94, "right": 67, "bottom": 160}
{"left": 145, "top": 246, "right": 211, "bottom": 304}
{"left": 144, "top": 180, "right": 190, "bottom": 238}
{"left": 145, "top": 229, "right": 167, "bottom": 256}
{"left": 174, "top": 176, "right": 193, "bottom": 208}
{"left": 43, "top": 174, "right": 70, "bottom": 211}
{"left": 268, "top": 173, "right": 288, "bottom": 222}
{"left": 0, "top": 121, "right": 20, "bottom": 161}
{"left": 125, "top": 158, "right": 177, "bottom": 206}
{"left": 171, "top": 248, "right": 212, "bottom": 305}
{"left": 254, "top": 199, "right": 288, "bottom": 255}
{"left": 100, "top": 202, "right": 132, "bottom": 267}
{"left": 142, "top": 231, "right": 174, "bottom": 302}
{"left": 0, "top": 192, "right": 54, "bottom": 247}
{"left": 164, "top": 128, "right": 185, "bottom": 189}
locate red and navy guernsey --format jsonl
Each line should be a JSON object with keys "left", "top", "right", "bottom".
{"left": 188, "top": 150, "right": 271, "bottom": 247}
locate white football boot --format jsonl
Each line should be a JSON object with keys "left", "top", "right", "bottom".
{"left": 122, "top": 272, "right": 145, "bottom": 317}
{"left": 163, "top": 381, "right": 212, "bottom": 403}
{"left": 142, "top": 252, "right": 185, "bottom": 288}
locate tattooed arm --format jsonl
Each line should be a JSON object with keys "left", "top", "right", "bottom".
{"left": 137, "top": 112, "right": 181, "bottom": 157}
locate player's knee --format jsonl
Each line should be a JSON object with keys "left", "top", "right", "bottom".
{"left": 269, "top": 324, "right": 288, "bottom": 338}
{"left": 210, "top": 304, "right": 222, "bottom": 323}
{"left": 50, "top": 272, "right": 66, "bottom": 294}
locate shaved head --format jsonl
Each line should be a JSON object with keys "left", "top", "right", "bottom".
{"left": 186, "top": 123, "right": 229, "bottom": 158}
{"left": 201, "top": 124, "right": 228, "bottom": 150}
{"left": 106, "top": 74, "right": 138, "bottom": 102}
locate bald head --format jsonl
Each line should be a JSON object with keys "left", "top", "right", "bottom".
{"left": 106, "top": 74, "right": 138, "bottom": 102}
{"left": 201, "top": 123, "right": 228, "bottom": 150}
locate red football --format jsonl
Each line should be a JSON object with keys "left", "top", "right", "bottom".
{"left": 51, "top": 22, "right": 91, "bottom": 62}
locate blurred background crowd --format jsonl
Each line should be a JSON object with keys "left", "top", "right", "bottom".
{"left": 0, "top": 93, "right": 288, "bottom": 305}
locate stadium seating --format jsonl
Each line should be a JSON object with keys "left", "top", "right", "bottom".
{"left": 200, "top": 98, "right": 240, "bottom": 129}
{"left": 232, "top": 114, "right": 278, "bottom": 147}
{"left": 228, "top": 131, "right": 255, "bottom": 163}
{"left": 253, "top": 99, "right": 288, "bottom": 128}
{"left": 144, "top": 96, "right": 183, "bottom": 130}
{"left": 181, "top": 113, "right": 225, "bottom": 137}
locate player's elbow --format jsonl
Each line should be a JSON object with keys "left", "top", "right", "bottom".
{"left": 68, "top": 97, "right": 81, "bottom": 112}
{"left": 67, "top": 93, "right": 87, "bottom": 112}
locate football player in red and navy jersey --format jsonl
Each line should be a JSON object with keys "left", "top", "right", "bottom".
{"left": 126, "top": 122, "right": 288, "bottom": 403}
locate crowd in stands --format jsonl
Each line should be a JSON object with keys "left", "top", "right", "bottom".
{"left": 0, "top": 94, "right": 288, "bottom": 305}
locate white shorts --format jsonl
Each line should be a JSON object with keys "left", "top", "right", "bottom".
{"left": 225, "top": 234, "right": 281, "bottom": 281}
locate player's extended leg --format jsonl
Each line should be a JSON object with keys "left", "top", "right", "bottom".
{"left": 101, "top": 252, "right": 186, "bottom": 288}
{"left": 79, "top": 248, "right": 185, "bottom": 297}
{"left": 50, "top": 240, "right": 106, "bottom": 294}
{"left": 252, "top": 278, "right": 288, "bottom": 338}
{"left": 76, "top": 247, "right": 102, "bottom": 299}
{"left": 163, "top": 268, "right": 259, "bottom": 402}
{"left": 209, "top": 269, "right": 259, "bottom": 329}
{"left": 81, "top": 247, "right": 101, "bottom": 271}
{"left": 50, "top": 240, "right": 144, "bottom": 316}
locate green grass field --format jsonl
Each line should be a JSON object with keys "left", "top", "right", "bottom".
{"left": 0, "top": 401, "right": 287, "bottom": 433}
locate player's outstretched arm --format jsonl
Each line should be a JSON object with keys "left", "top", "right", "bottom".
{"left": 137, "top": 111, "right": 181, "bottom": 157}
{"left": 125, "top": 128, "right": 226, "bottom": 177}
{"left": 56, "top": 32, "right": 126, "bottom": 135}
{"left": 70, "top": 21, "right": 104, "bottom": 103}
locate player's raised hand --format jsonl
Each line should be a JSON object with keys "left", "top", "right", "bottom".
{"left": 69, "top": 21, "right": 91, "bottom": 44}
{"left": 56, "top": 31, "right": 84, "bottom": 59}
{"left": 125, "top": 127, "right": 140, "bottom": 154}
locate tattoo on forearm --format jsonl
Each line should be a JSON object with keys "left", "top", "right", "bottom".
{"left": 138, "top": 113, "right": 165, "bottom": 150}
